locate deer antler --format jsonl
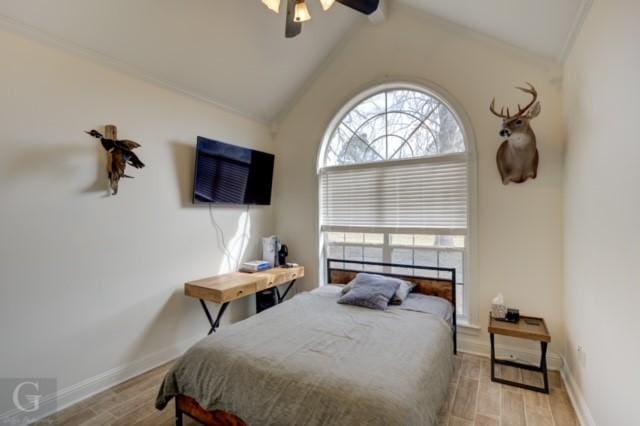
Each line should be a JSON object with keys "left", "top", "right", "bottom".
{"left": 514, "top": 82, "right": 538, "bottom": 117}
{"left": 490, "top": 82, "right": 538, "bottom": 119}
{"left": 490, "top": 98, "right": 511, "bottom": 119}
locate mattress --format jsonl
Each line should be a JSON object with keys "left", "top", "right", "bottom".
{"left": 156, "top": 289, "right": 454, "bottom": 426}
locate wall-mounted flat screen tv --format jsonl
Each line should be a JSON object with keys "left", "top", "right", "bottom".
{"left": 193, "top": 137, "right": 274, "bottom": 205}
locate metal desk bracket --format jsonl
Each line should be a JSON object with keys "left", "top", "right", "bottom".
{"left": 275, "top": 279, "right": 296, "bottom": 303}
{"left": 199, "top": 300, "right": 230, "bottom": 335}
{"left": 198, "top": 279, "right": 296, "bottom": 335}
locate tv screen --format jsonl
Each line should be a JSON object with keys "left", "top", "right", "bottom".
{"left": 193, "top": 137, "right": 274, "bottom": 205}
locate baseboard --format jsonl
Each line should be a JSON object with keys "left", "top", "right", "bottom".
{"left": 0, "top": 334, "right": 202, "bottom": 423}
{"left": 457, "top": 338, "right": 595, "bottom": 426}
{"left": 561, "top": 357, "right": 596, "bottom": 426}
{"left": 458, "top": 335, "right": 564, "bottom": 370}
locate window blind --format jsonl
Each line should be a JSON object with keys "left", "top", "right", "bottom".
{"left": 320, "top": 154, "right": 468, "bottom": 235}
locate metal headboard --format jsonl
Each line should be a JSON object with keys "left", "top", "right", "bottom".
{"left": 326, "top": 258, "right": 457, "bottom": 354}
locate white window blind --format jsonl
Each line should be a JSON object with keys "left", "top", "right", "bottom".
{"left": 320, "top": 153, "right": 468, "bottom": 234}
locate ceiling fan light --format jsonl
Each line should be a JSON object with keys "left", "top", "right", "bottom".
{"left": 319, "top": 0, "right": 335, "bottom": 11}
{"left": 262, "top": 0, "right": 281, "bottom": 13}
{"left": 294, "top": 0, "right": 312, "bottom": 22}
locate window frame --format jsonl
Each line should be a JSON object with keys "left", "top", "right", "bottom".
{"left": 322, "top": 230, "right": 467, "bottom": 314}
{"left": 317, "top": 81, "right": 477, "bottom": 323}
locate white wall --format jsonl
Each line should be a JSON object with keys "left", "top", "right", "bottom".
{"left": 563, "top": 0, "right": 640, "bottom": 424}
{"left": 0, "top": 28, "right": 275, "bottom": 405}
{"left": 274, "top": 3, "right": 566, "bottom": 358}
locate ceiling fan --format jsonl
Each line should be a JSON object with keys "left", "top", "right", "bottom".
{"left": 261, "top": 0, "right": 380, "bottom": 38}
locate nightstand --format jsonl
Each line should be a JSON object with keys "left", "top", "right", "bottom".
{"left": 488, "top": 314, "right": 551, "bottom": 394}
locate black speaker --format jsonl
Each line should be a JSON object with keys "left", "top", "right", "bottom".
{"left": 278, "top": 244, "right": 289, "bottom": 266}
{"left": 256, "top": 288, "right": 278, "bottom": 313}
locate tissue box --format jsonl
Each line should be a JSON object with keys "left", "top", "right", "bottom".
{"left": 491, "top": 303, "right": 507, "bottom": 319}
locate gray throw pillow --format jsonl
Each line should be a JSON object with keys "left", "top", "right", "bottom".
{"left": 341, "top": 273, "right": 415, "bottom": 305}
{"left": 337, "top": 273, "right": 401, "bottom": 310}
{"left": 389, "top": 280, "right": 416, "bottom": 305}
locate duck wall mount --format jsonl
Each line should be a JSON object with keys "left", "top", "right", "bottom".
{"left": 85, "top": 125, "right": 145, "bottom": 195}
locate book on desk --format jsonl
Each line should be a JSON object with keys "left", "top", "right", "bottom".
{"left": 239, "top": 260, "right": 272, "bottom": 273}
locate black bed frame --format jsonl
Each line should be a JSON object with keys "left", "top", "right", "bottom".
{"left": 326, "top": 258, "right": 457, "bottom": 354}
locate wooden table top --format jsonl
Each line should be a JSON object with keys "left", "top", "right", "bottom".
{"left": 184, "top": 266, "right": 304, "bottom": 304}
{"left": 488, "top": 314, "right": 550, "bottom": 342}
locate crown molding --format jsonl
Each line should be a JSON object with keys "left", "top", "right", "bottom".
{"left": 270, "top": 16, "right": 366, "bottom": 128}
{"left": 0, "top": 13, "right": 271, "bottom": 126}
{"left": 557, "top": 0, "right": 594, "bottom": 63}
{"left": 393, "top": 2, "right": 563, "bottom": 69}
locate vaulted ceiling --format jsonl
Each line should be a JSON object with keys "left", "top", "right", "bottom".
{"left": 0, "top": 0, "right": 361, "bottom": 123}
{"left": 400, "top": 0, "right": 589, "bottom": 61}
{"left": 0, "top": 0, "right": 589, "bottom": 124}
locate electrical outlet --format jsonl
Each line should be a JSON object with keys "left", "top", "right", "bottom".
{"left": 577, "top": 345, "right": 587, "bottom": 367}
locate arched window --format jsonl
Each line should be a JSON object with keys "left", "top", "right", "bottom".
{"left": 319, "top": 85, "right": 470, "bottom": 316}
{"left": 323, "top": 89, "right": 465, "bottom": 166}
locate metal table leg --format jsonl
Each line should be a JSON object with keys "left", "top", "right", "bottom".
{"left": 490, "top": 333, "right": 496, "bottom": 380}
{"left": 490, "top": 332, "right": 549, "bottom": 394}
{"left": 175, "top": 402, "right": 183, "bottom": 426}
{"left": 199, "top": 300, "right": 230, "bottom": 335}
{"left": 541, "top": 341, "right": 549, "bottom": 393}
{"left": 275, "top": 279, "right": 297, "bottom": 304}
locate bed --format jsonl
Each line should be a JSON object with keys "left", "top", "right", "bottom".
{"left": 156, "top": 260, "right": 458, "bottom": 426}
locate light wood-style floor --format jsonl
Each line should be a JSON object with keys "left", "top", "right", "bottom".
{"left": 437, "top": 354, "right": 578, "bottom": 426}
{"left": 36, "top": 362, "right": 179, "bottom": 426}
{"left": 38, "top": 353, "right": 578, "bottom": 426}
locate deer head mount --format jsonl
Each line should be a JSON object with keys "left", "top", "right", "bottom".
{"left": 490, "top": 83, "right": 541, "bottom": 185}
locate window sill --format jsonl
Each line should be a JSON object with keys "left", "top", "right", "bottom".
{"left": 457, "top": 320, "right": 481, "bottom": 336}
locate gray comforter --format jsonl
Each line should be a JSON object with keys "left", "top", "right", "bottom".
{"left": 156, "top": 290, "right": 453, "bottom": 426}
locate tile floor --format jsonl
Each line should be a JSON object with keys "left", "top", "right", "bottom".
{"left": 38, "top": 353, "right": 579, "bottom": 425}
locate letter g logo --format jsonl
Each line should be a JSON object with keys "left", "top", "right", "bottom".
{"left": 12, "top": 381, "right": 41, "bottom": 413}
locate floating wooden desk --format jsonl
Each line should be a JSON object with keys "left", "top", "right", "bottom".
{"left": 489, "top": 314, "right": 551, "bottom": 393}
{"left": 185, "top": 266, "right": 304, "bottom": 334}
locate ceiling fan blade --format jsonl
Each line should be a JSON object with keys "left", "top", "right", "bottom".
{"left": 336, "top": 0, "right": 380, "bottom": 15}
{"left": 285, "top": 0, "right": 302, "bottom": 38}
